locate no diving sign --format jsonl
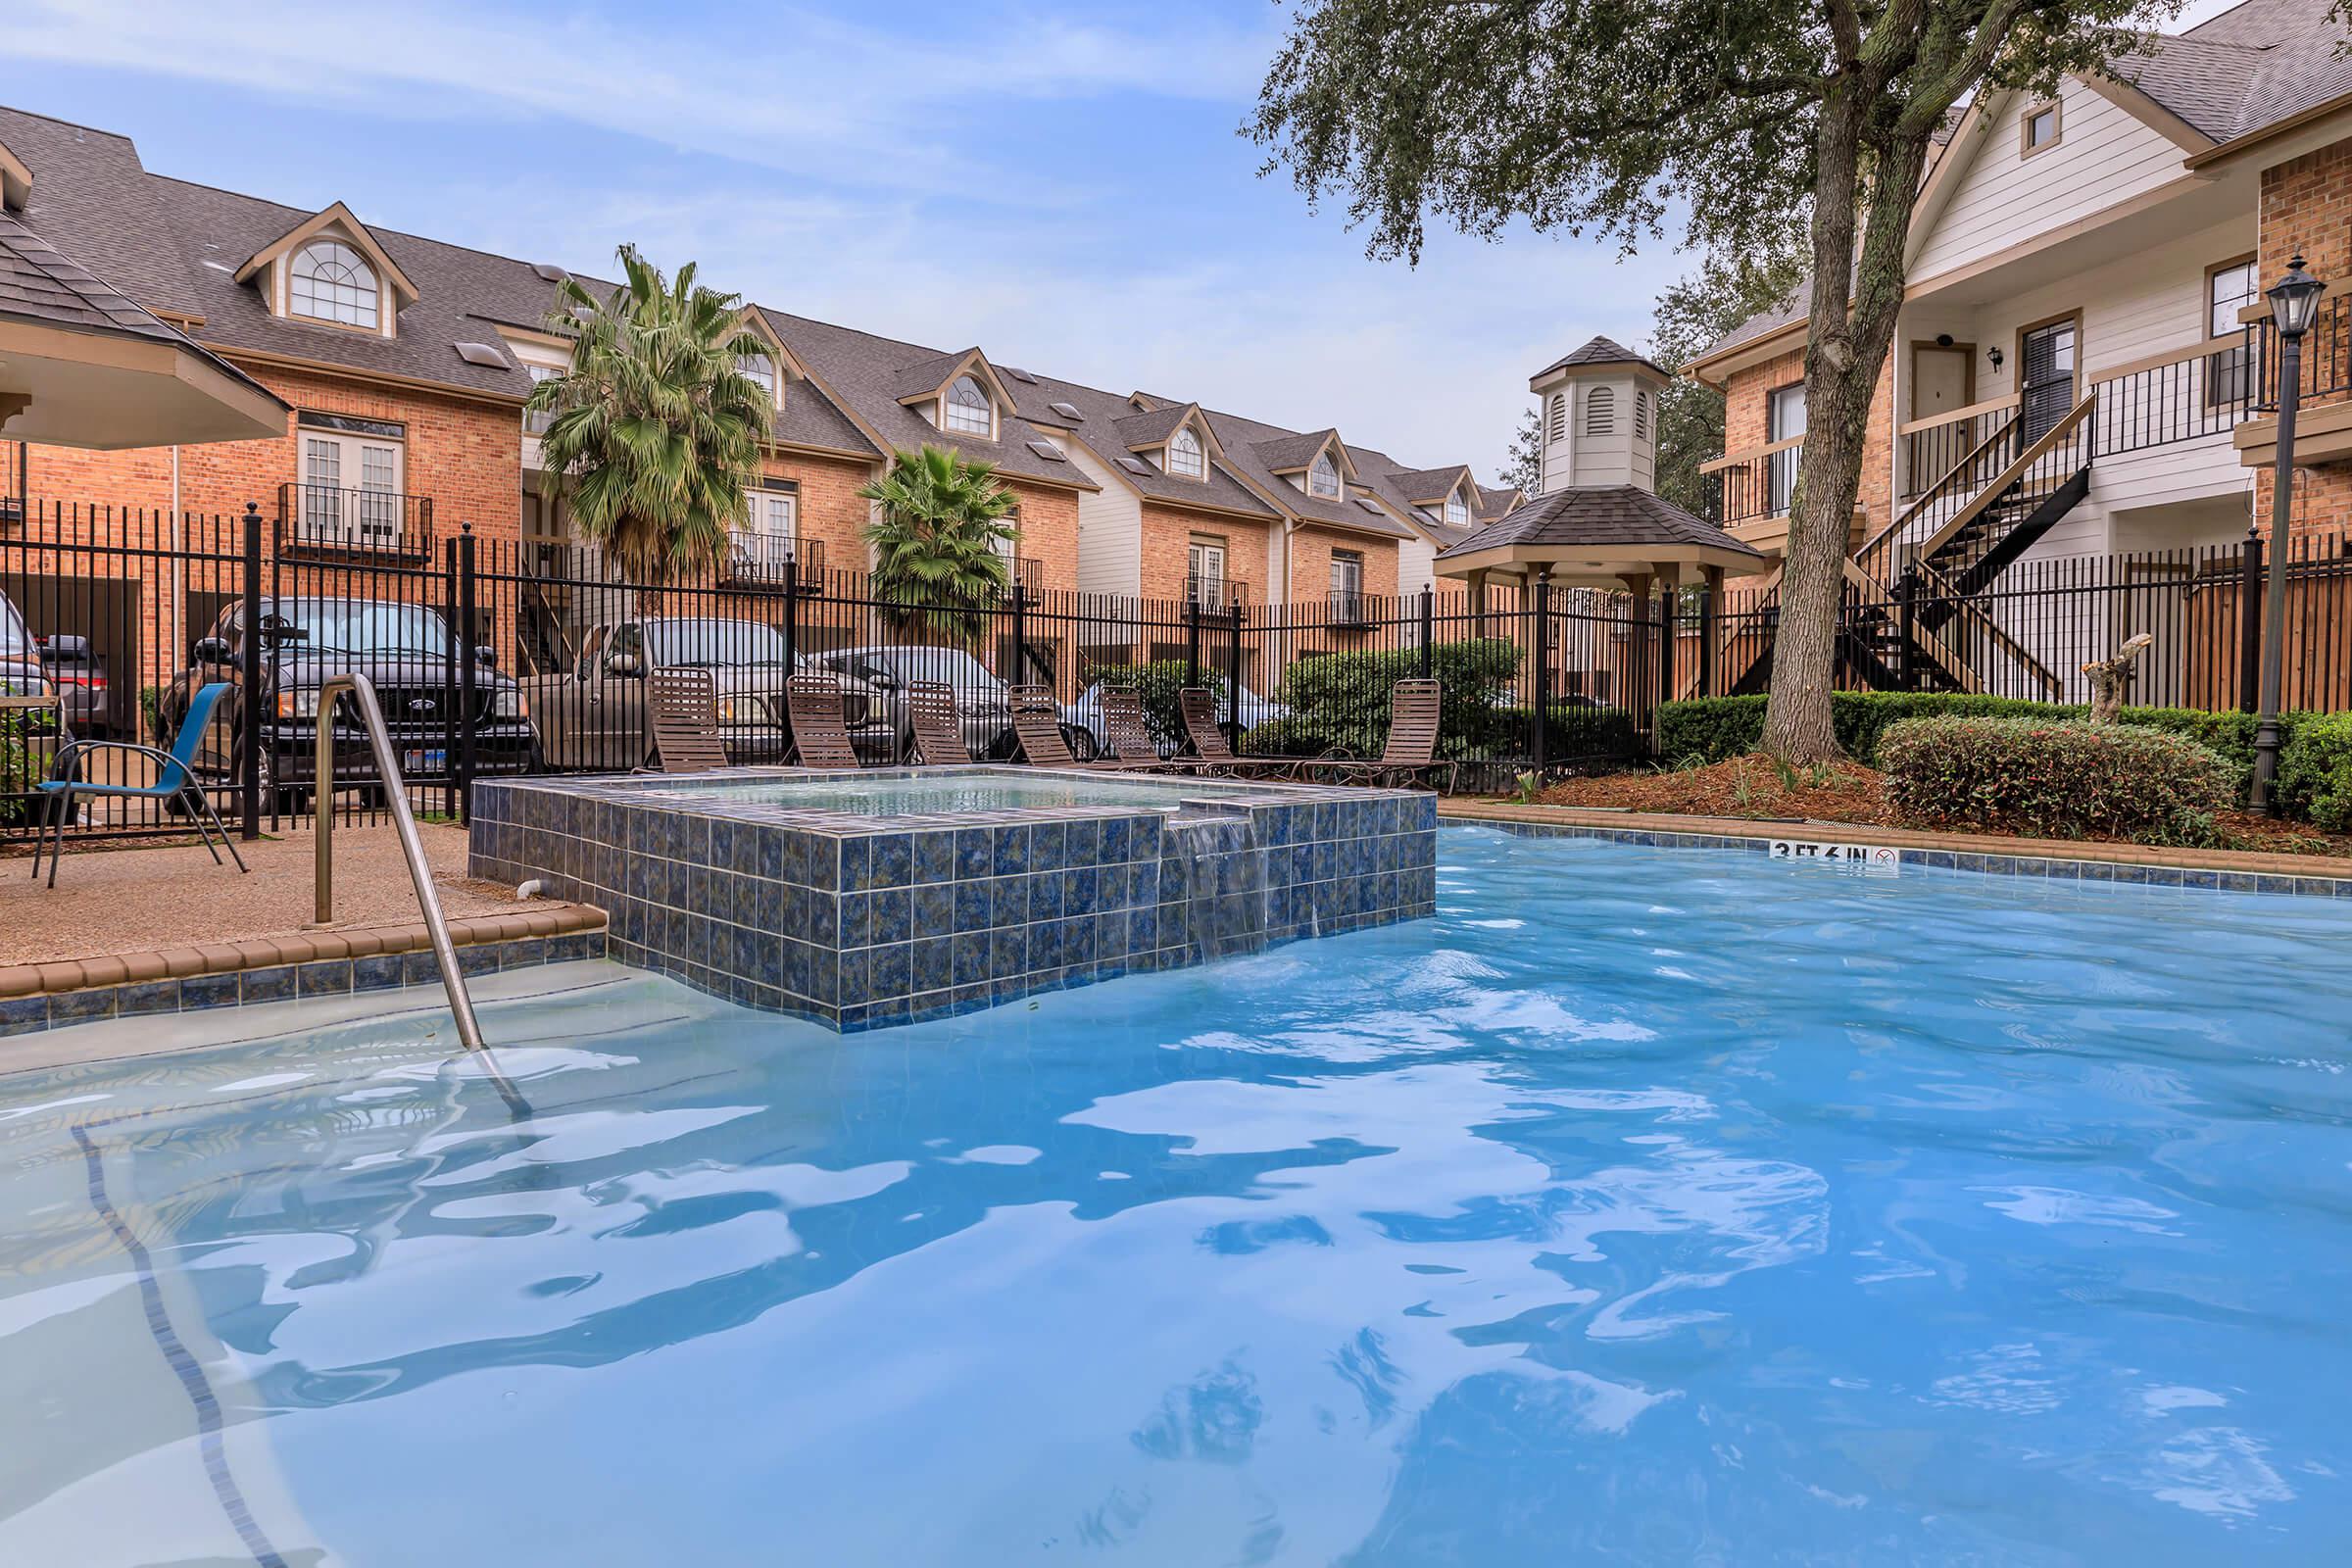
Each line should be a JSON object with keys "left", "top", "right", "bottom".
{"left": 1770, "top": 839, "right": 1900, "bottom": 873}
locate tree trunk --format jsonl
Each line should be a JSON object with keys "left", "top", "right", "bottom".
{"left": 1760, "top": 75, "right": 1933, "bottom": 765}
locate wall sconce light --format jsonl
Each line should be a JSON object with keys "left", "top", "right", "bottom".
{"left": 1987, "top": 346, "right": 2005, "bottom": 371}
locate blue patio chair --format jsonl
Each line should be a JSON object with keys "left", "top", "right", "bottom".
{"left": 30, "top": 680, "right": 248, "bottom": 888}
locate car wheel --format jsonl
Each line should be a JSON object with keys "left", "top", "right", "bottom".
{"left": 1063, "top": 725, "right": 1099, "bottom": 762}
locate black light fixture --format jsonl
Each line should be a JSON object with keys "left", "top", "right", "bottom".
{"left": 2268, "top": 254, "right": 2326, "bottom": 338}
{"left": 1986, "top": 345, "right": 2004, "bottom": 371}
{"left": 2252, "top": 255, "right": 2329, "bottom": 813}
{"left": 1935, "top": 333, "right": 1955, "bottom": 348}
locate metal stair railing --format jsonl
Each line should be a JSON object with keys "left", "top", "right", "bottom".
{"left": 311, "top": 671, "right": 486, "bottom": 1053}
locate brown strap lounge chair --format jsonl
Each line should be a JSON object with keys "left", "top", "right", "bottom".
{"left": 785, "top": 672, "right": 862, "bottom": 769}
{"left": 1008, "top": 684, "right": 1079, "bottom": 765}
{"left": 1093, "top": 686, "right": 1191, "bottom": 772}
{"left": 647, "top": 668, "right": 729, "bottom": 774}
{"left": 906, "top": 680, "right": 972, "bottom": 765}
{"left": 1292, "top": 678, "right": 1456, "bottom": 792}
{"left": 1176, "top": 687, "right": 1296, "bottom": 778}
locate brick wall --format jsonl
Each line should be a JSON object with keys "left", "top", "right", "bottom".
{"left": 2257, "top": 138, "right": 2352, "bottom": 541}
{"left": 766, "top": 449, "right": 876, "bottom": 574}
{"left": 1288, "top": 525, "right": 1400, "bottom": 603}
{"left": 1004, "top": 479, "right": 1080, "bottom": 595}
{"left": 1139, "top": 504, "right": 1273, "bottom": 603}
{"left": 1717, "top": 342, "right": 1894, "bottom": 535}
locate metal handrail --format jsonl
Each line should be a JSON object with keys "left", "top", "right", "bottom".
{"left": 313, "top": 671, "right": 486, "bottom": 1053}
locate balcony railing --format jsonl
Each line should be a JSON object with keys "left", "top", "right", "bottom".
{"left": 1702, "top": 435, "right": 1802, "bottom": 527}
{"left": 276, "top": 483, "right": 432, "bottom": 559}
{"left": 720, "top": 532, "right": 824, "bottom": 589}
{"left": 1326, "top": 590, "right": 1374, "bottom": 627}
{"left": 1186, "top": 573, "right": 1246, "bottom": 609}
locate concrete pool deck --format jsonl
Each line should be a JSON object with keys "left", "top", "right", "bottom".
{"left": 1442, "top": 801, "right": 2352, "bottom": 892}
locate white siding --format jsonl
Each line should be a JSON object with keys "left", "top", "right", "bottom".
{"left": 1912, "top": 79, "right": 2188, "bottom": 283}
{"left": 1396, "top": 533, "right": 1436, "bottom": 596}
{"left": 1571, "top": 376, "right": 1636, "bottom": 487}
{"left": 1064, "top": 440, "right": 1142, "bottom": 595}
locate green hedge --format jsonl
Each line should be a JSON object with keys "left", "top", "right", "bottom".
{"left": 2279, "top": 712, "right": 2352, "bottom": 832}
{"left": 1269, "top": 638, "right": 1520, "bottom": 759}
{"left": 1488, "top": 704, "right": 1642, "bottom": 762}
{"left": 1081, "top": 659, "right": 1223, "bottom": 746}
{"left": 1881, "top": 715, "right": 2235, "bottom": 842}
{"left": 1656, "top": 692, "right": 2309, "bottom": 796}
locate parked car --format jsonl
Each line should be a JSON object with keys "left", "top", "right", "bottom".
{"left": 161, "top": 597, "right": 531, "bottom": 810}
{"left": 36, "top": 633, "right": 109, "bottom": 737}
{"left": 1061, "top": 679, "right": 1289, "bottom": 760}
{"left": 809, "top": 645, "right": 1020, "bottom": 761}
{"left": 0, "top": 592, "right": 57, "bottom": 722}
{"left": 519, "top": 615, "right": 889, "bottom": 771}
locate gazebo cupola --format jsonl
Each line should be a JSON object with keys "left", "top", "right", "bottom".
{"left": 1529, "top": 335, "right": 1672, "bottom": 497}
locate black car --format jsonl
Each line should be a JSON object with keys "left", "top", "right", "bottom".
{"left": 163, "top": 596, "right": 531, "bottom": 810}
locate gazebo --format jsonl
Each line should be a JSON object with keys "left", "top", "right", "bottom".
{"left": 1439, "top": 337, "right": 1766, "bottom": 764}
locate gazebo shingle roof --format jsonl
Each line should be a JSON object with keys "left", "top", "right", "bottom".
{"left": 1436, "top": 485, "right": 1765, "bottom": 564}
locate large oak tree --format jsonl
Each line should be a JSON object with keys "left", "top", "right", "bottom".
{"left": 1251, "top": 0, "right": 2168, "bottom": 760}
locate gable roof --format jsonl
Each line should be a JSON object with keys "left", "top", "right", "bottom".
{"left": 231, "top": 199, "right": 420, "bottom": 310}
{"left": 1384, "top": 464, "right": 1474, "bottom": 504}
{"left": 1435, "top": 484, "right": 1766, "bottom": 576}
{"left": 1111, "top": 401, "right": 1200, "bottom": 449}
{"left": 1252, "top": 427, "right": 1344, "bottom": 473}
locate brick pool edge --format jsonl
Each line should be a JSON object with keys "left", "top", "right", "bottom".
{"left": 470, "top": 768, "right": 1440, "bottom": 1032}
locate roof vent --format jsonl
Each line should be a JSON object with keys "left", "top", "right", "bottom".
{"left": 532, "top": 263, "right": 567, "bottom": 283}
{"left": 1049, "top": 400, "right": 1085, "bottom": 423}
{"left": 1356, "top": 498, "right": 1386, "bottom": 515}
{"left": 1116, "top": 456, "right": 1153, "bottom": 477}
{"left": 454, "top": 341, "right": 512, "bottom": 368}
{"left": 1002, "top": 365, "right": 1038, "bottom": 384}
{"left": 1026, "top": 439, "right": 1066, "bottom": 463}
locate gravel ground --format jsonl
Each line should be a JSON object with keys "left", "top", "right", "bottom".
{"left": 0, "top": 823, "right": 530, "bottom": 967}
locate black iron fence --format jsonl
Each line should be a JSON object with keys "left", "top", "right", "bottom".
{"left": 6, "top": 498, "right": 2352, "bottom": 848}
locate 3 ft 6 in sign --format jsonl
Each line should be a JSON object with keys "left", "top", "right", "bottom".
{"left": 1769, "top": 840, "right": 1899, "bottom": 872}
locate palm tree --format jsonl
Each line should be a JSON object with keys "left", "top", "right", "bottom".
{"left": 858, "top": 444, "right": 1018, "bottom": 644}
{"left": 527, "top": 246, "right": 774, "bottom": 583}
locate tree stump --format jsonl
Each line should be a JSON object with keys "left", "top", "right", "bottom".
{"left": 2082, "top": 632, "right": 2154, "bottom": 723}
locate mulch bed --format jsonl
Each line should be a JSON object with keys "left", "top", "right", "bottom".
{"left": 1523, "top": 754, "right": 2352, "bottom": 858}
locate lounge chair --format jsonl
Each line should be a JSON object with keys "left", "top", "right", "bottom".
{"left": 784, "top": 672, "right": 862, "bottom": 769}
{"left": 31, "top": 679, "right": 247, "bottom": 887}
{"left": 1093, "top": 687, "right": 1193, "bottom": 772}
{"left": 1290, "top": 678, "right": 1456, "bottom": 792}
{"left": 1176, "top": 687, "right": 1298, "bottom": 779}
{"left": 646, "top": 668, "right": 729, "bottom": 774}
{"left": 1008, "top": 684, "right": 1080, "bottom": 765}
{"left": 905, "top": 680, "right": 972, "bottom": 765}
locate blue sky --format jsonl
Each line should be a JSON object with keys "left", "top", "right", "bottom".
{"left": 3, "top": 0, "right": 2246, "bottom": 480}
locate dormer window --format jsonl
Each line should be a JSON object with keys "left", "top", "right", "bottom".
{"left": 1444, "top": 489, "right": 1469, "bottom": 528}
{"left": 1167, "top": 425, "right": 1205, "bottom": 479}
{"left": 290, "top": 239, "right": 379, "bottom": 328}
{"left": 1308, "top": 451, "right": 1340, "bottom": 498}
{"left": 739, "top": 353, "right": 777, "bottom": 403}
{"left": 945, "top": 374, "right": 994, "bottom": 437}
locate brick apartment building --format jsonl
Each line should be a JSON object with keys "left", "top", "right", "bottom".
{"left": 0, "top": 99, "right": 1521, "bottom": 671}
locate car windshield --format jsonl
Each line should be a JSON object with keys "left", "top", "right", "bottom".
{"left": 264, "top": 602, "right": 452, "bottom": 658}
{"left": 641, "top": 619, "right": 792, "bottom": 668}
{"left": 866, "top": 648, "right": 1004, "bottom": 693}
{"left": 0, "top": 600, "right": 31, "bottom": 659}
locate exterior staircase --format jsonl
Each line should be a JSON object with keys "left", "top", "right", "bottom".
{"left": 1714, "top": 391, "right": 2095, "bottom": 699}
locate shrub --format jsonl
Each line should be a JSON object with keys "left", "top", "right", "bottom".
{"left": 1275, "top": 638, "right": 1519, "bottom": 759}
{"left": 1486, "top": 703, "right": 1641, "bottom": 763}
{"left": 1081, "top": 659, "right": 1223, "bottom": 746}
{"left": 1238, "top": 715, "right": 1330, "bottom": 760}
{"left": 1880, "top": 715, "right": 2233, "bottom": 841}
{"left": 1657, "top": 692, "right": 2305, "bottom": 800}
{"left": 2278, "top": 712, "right": 2352, "bottom": 832}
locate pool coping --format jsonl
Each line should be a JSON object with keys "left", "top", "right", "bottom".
{"left": 0, "top": 904, "right": 610, "bottom": 1038}
{"left": 1441, "top": 801, "right": 2352, "bottom": 895}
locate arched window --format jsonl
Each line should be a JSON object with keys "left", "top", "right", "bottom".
{"left": 739, "top": 353, "right": 777, "bottom": 401}
{"left": 1585, "top": 385, "right": 1616, "bottom": 436}
{"left": 1633, "top": 388, "right": 1650, "bottom": 440}
{"left": 1547, "top": 392, "right": 1568, "bottom": 442}
{"left": 1166, "top": 424, "right": 1205, "bottom": 479}
{"left": 290, "top": 239, "right": 379, "bottom": 328}
{"left": 1308, "top": 450, "right": 1340, "bottom": 498}
{"left": 945, "top": 374, "right": 993, "bottom": 436}
{"left": 1444, "top": 489, "right": 1469, "bottom": 528}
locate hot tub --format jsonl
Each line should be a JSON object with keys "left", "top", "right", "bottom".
{"left": 468, "top": 765, "right": 1436, "bottom": 1030}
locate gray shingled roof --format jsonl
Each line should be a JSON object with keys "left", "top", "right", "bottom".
{"left": 1436, "top": 485, "right": 1765, "bottom": 562}
{"left": 1384, "top": 464, "right": 1472, "bottom": 502}
{"left": 1250, "top": 428, "right": 1339, "bottom": 472}
{"left": 1110, "top": 403, "right": 1195, "bottom": 448}
{"left": 0, "top": 208, "right": 282, "bottom": 405}
{"left": 1534, "top": 335, "right": 1669, "bottom": 379}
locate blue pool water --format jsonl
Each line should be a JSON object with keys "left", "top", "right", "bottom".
{"left": 5, "top": 826, "right": 2352, "bottom": 1565}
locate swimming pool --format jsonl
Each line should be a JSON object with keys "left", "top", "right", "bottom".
{"left": 5, "top": 825, "right": 2351, "bottom": 1564}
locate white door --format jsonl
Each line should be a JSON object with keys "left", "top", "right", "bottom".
{"left": 1907, "top": 346, "right": 1972, "bottom": 494}
{"left": 300, "top": 431, "right": 404, "bottom": 545}
{"left": 1767, "top": 384, "right": 1806, "bottom": 514}
{"left": 1187, "top": 540, "right": 1226, "bottom": 605}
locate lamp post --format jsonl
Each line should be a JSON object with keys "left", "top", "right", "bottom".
{"left": 2252, "top": 255, "right": 2327, "bottom": 814}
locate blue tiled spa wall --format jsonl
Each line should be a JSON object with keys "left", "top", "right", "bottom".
{"left": 469, "top": 772, "right": 1438, "bottom": 1031}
